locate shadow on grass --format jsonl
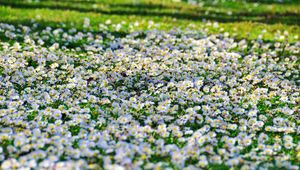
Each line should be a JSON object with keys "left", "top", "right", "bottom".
{"left": 0, "top": 0, "right": 299, "bottom": 25}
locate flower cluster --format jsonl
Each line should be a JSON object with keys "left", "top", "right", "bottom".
{"left": 0, "top": 22, "right": 299, "bottom": 169}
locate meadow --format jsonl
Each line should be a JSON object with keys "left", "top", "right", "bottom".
{"left": 0, "top": 0, "right": 299, "bottom": 169}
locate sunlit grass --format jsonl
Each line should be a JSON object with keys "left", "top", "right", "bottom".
{"left": 0, "top": 0, "right": 300, "bottom": 42}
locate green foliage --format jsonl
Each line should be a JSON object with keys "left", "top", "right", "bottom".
{"left": 0, "top": 66, "right": 4, "bottom": 76}
{"left": 48, "top": 100, "right": 65, "bottom": 109}
{"left": 69, "top": 125, "right": 81, "bottom": 136}
{"left": 208, "top": 164, "right": 231, "bottom": 170}
{"left": 26, "top": 58, "right": 39, "bottom": 68}
{"left": 27, "top": 110, "right": 39, "bottom": 121}
{"left": 72, "top": 140, "right": 79, "bottom": 149}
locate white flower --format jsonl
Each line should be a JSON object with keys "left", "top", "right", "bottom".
{"left": 248, "top": 110, "right": 257, "bottom": 117}
{"left": 105, "top": 164, "right": 125, "bottom": 170}
{"left": 1, "top": 160, "right": 12, "bottom": 170}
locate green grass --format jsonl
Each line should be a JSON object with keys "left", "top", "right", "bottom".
{"left": 0, "top": 0, "right": 299, "bottom": 42}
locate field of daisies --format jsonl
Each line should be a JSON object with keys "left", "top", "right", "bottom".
{"left": 0, "top": 0, "right": 300, "bottom": 169}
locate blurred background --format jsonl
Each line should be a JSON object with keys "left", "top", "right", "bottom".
{"left": 0, "top": 0, "right": 299, "bottom": 42}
